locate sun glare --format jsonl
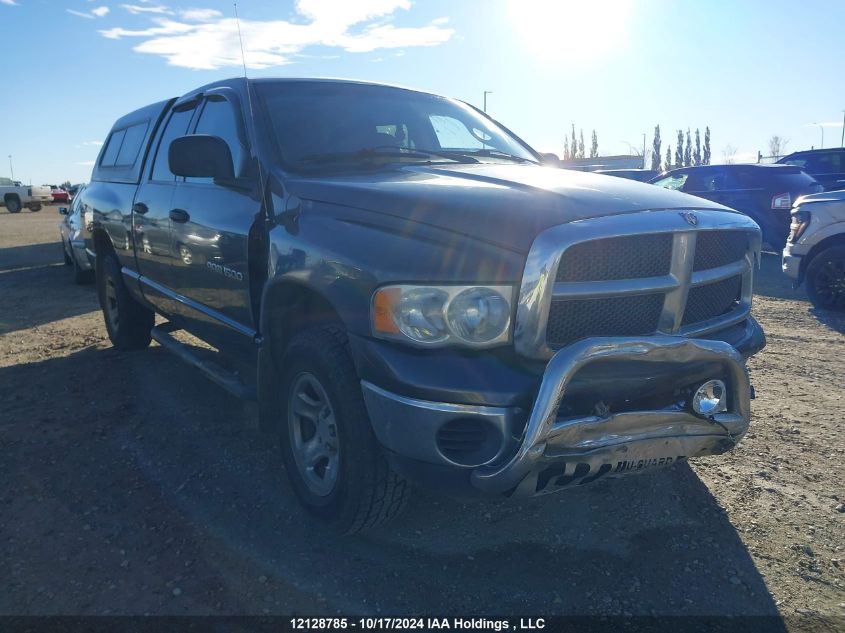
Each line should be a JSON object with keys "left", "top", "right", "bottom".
{"left": 506, "top": 0, "right": 633, "bottom": 63}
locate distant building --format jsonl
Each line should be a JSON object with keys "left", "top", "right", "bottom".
{"left": 559, "top": 155, "right": 645, "bottom": 172}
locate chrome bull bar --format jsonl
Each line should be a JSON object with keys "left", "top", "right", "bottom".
{"left": 470, "top": 336, "right": 751, "bottom": 496}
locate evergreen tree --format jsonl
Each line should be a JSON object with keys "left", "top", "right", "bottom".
{"left": 694, "top": 129, "right": 701, "bottom": 165}
{"left": 651, "top": 125, "right": 662, "bottom": 171}
{"left": 578, "top": 129, "right": 585, "bottom": 158}
{"left": 563, "top": 138, "right": 570, "bottom": 160}
{"left": 665, "top": 145, "right": 672, "bottom": 172}
{"left": 703, "top": 127, "right": 711, "bottom": 165}
{"left": 684, "top": 129, "right": 692, "bottom": 166}
{"left": 571, "top": 124, "right": 577, "bottom": 159}
{"left": 675, "top": 130, "right": 684, "bottom": 167}
{"left": 590, "top": 130, "right": 598, "bottom": 158}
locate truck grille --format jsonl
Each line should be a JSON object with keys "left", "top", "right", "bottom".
{"left": 526, "top": 220, "right": 757, "bottom": 356}
{"left": 682, "top": 275, "right": 743, "bottom": 326}
{"left": 547, "top": 294, "right": 665, "bottom": 348}
{"left": 556, "top": 234, "right": 673, "bottom": 282}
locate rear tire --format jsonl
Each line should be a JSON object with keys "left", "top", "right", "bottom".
{"left": 278, "top": 326, "right": 410, "bottom": 533}
{"left": 805, "top": 246, "right": 845, "bottom": 311}
{"left": 28, "top": 203, "right": 42, "bottom": 212}
{"left": 5, "top": 197, "right": 21, "bottom": 214}
{"left": 97, "top": 254, "right": 154, "bottom": 349}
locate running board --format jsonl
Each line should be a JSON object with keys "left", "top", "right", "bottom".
{"left": 150, "top": 324, "right": 257, "bottom": 400}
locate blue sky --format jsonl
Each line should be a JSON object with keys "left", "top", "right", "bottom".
{"left": 1, "top": 0, "right": 844, "bottom": 185}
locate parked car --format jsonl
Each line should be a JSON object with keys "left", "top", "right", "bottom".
{"left": 0, "top": 178, "right": 52, "bottom": 213}
{"left": 59, "top": 187, "right": 94, "bottom": 284}
{"left": 777, "top": 148, "right": 845, "bottom": 192}
{"left": 51, "top": 186, "right": 70, "bottom": 203}
{"left": 650, "top": 164, "right": 822, "bottom": 248}
{"left": 782, "top": 189, "right": 845, "bottom": 310}
{"left": 79, "top": 77, "right": 765, "bottom": 532}
{"left": 595, "top": 168, "right": 658, "bottom": 182}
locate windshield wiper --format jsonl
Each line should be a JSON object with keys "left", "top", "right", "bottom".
{"left": 446, "top": 149, "right": 535, "bottom": 163}
{"left": 300, "top": 146, "right": 468, "bottom": 166}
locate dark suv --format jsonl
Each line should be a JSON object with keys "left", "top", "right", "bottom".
{"left": 650, "top": 164, "right": 822, "bottom": 248}
{"left": 777, "top": 148, "right": 845, "bottom": 192}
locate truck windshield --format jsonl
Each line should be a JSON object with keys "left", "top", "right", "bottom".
{"left": 254, "top": 81, "right": 538, "bottom": 171}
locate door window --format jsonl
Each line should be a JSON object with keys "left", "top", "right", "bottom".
{"left": 651, "top": 173, "right": 687, "bottom": 190}
{"left": 151, "top": 107, "right": 196, "bottom": 182}
{"left": 187, "top": 98, "right": 244, "bottom": 183}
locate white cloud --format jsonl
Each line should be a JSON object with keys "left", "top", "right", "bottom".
{"left": 122, "top": 3, "right": 173, "bottom": 14}
{"left": 1, "top": 0, "right": 19, "bottom": 6}
{"left": 97, "top": 0, "right": 455, "bottom": 69}
{"left": 82, "top": 140, "right": 104, "bottom": 147}
{"left": 75, "top": 160, "right": 96, "bottom": 166}
{"left": 180, "top": 8, "right": 221, "bottom": 21}
{"left": 68, "top": 6, "right": 109, "bottom": 18}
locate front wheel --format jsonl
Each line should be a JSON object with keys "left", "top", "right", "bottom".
{"left": 5, "top": 197, "right": 21, "bottom": 214}
{"left": 28, "top": 203, "right": 42, "bottom": 212}
{"left": 97, "top": 254, "right": 154, "bottom": 349}
{"left": 805, "top": 246, "right": 845, "bottom": 311}
{"left": 278, "top": 326, "right": 410, "bottom": 533}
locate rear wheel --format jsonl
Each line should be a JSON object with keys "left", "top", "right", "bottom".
{"left": 278, "top": 326, "right": 410, "bottom": 533}
{"left": 5, "top": 197, "right": 21, "bottom": 214}
{"left": 28, "top": 203, "right": 42, "bottom": 212}
{"left": 97, "top": 254, "right": 154, "bottom": 349}
{"left": 805, "top": 246, "right": 845, "bottom": 311}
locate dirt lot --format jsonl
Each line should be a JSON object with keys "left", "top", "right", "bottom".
{"left": 1, "top": 209, "right": 844, "bottom": 623}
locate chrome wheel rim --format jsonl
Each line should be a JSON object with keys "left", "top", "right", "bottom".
{"left": 287, "top": 372, "right": 340, "bottom": 497}
{"left": 105, "top": 275, "right": 119, "bottom": 331}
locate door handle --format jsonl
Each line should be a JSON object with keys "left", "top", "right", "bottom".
{"left": 132, "top": 202, "right": 149, "bottom": 215}
{"left": 169, "top": 208, "right": 190, "bottom": 223}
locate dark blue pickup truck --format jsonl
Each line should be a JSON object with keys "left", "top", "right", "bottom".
{"left": 79, "top": 78, "right": 765, "bottom": 532}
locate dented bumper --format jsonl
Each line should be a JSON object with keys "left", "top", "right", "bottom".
{"left": 470, "top": 336, "right": 751, "bottom": 496}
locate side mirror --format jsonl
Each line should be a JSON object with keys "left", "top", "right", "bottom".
{"left": 58, "top": 207, "right": 68, "bottom": 215}
{"left": 540, "top": 152, "right": 561, "bottom": 167}
{"left": 169, "top": 135, "right": 234, "bottom": 180}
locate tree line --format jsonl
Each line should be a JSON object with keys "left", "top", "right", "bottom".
{"left": 562, "top": 124, "right": 713, "bottom": 172}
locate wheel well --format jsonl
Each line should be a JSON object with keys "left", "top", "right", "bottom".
{"left": 92, "top": 229, "right": 115, "bottom": 262}
{"left": 4, "top": 194, "right": 20, "bottom": 203}
{"left": 263, "top": 283, "right": 344, "bottom": 362}
{"left": 801, "top": 233, "right": 845, "bottom": 277}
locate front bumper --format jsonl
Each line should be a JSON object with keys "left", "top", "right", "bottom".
{"left": 363, "top": 334, "right": 752, "bottom": 498}
{"left": 782, "top": 242, "right": 804, "bottom": 281}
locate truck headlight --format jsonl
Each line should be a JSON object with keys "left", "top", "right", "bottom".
{"left": 788, "top": 209, "right": 810, "bottom": 243}
{"left": 372, "top": 284, "right": 513, "bottom": 348}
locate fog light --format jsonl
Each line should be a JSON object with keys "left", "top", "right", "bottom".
{"left": 692, "top": 380, "right": 727, "bottom": 416}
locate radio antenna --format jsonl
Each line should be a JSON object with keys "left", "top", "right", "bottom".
{"left": 234, "top": 2, "right": 249, "bottom": 80}
{"left": 233, "top": 2, "right": 271, "bottom": 228}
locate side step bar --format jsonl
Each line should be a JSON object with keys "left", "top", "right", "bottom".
{"left": 150, "top": 323, "right": 257, "bottom": 400}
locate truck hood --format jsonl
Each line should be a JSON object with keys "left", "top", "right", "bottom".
{"left": 286, "top": 163, "right": 732, "bottom": 252}
{"left": 796, "top": 189, "right": 845, "bottom": 205}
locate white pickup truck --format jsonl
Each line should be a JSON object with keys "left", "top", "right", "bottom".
{"left": 0, "top": 177, "right": 52, "bottom": 213}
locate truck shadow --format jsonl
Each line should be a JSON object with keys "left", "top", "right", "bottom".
{"left": 1, "top": 345, "right": 784, "bottom": 622}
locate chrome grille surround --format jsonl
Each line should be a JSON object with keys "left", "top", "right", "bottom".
{"left": 514, "top": 210, "right": 762, "bottom": 360}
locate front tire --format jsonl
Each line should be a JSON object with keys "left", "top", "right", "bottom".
{"left": 5, "top": 197, "right": 21, "bottom": 214}
{"left": 278, "top": 326, "right": 410, "bottom": 533}
{"left": 97, "top": 254, "right": 154, "bottom": 349}
{"left": 805, "top": 246, "right": 845, "bottom": 311}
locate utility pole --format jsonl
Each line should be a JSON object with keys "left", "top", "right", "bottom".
{"left": 813, "top": 123, "right": 824, "bottom": 149}
{"left": 7, "top": 155, "right": 13, "bottom": 181}
{"left": 642, "top": 133, "right": 646, "bottom": 169}
{"left": 483, "top": 90, "right": 493, "bottom": 113}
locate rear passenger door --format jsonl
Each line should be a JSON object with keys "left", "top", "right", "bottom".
{"left": 166, "top": 94, "right": 260, "bottom": 348}
{"left": 133, "top": 102, "right": 199, "bottom": 313}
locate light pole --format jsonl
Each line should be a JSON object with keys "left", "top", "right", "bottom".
{"left": 7, "top": 155, "right": 13, "bottom": 181}
{"left": 483, "top": 90, "right": 493, "bottom": 113}
{"left": 812, "top": 123, "right": 824, "bottom": 149}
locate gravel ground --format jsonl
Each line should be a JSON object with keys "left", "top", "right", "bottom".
{"left": 1, "top": 209, "right": 843, "bottom": 626}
